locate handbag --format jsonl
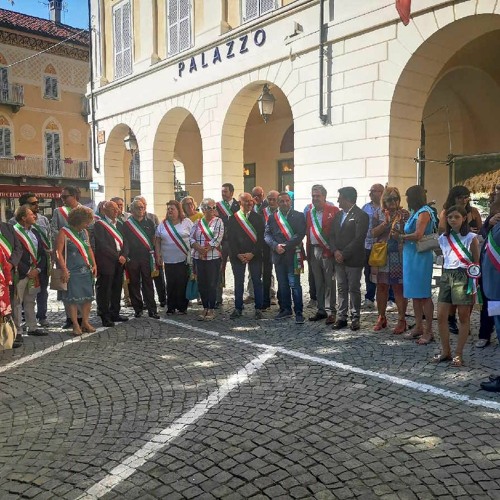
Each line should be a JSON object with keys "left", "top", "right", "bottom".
{"left": 185, "top": 262, "right": 199, "bottom": 300}
{"left": 50, "top": 237, "right": 68, "bottom": 291}
{"left": 416, "top": 233, "right": 440, "bottom": 253}
{"left": 0, "top": 315, "right": 16, "bottom": 350}
{"left": 368, "top": 242, "right": 388, "bottom": 267}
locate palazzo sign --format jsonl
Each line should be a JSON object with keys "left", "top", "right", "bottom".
{"left": 178, "top": 29, "right": 266, "bottom": 78}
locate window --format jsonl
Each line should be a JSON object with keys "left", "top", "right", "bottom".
{"left": 0, "top": 66, "right": 8, "bottom": 102}
{"left": 167, "top": 0, "right": 191, "bottom": 56}
{"left": 44, "top": 75, "right": 59, "bottom": 99}
{"left": 0, "top": 127, "right": 11, "bottom": 157}
{"left": 45, "top": 130, "right": 61, "bottom": 176}
{"left": 113, "top": 0, "right": 133, "bottom": 79}
{"left": 244, "top": 163, "right": 256, "bottom": 193}
{"left": 242, "top": 0, "right": 276, "bottom": 22}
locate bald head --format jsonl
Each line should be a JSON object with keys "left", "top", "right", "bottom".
{"left": 267, "top": 190, "right": 280, "bottom": 210}
{"left": 102, "top": 201, "right": 119, "bottom": 221}
{"left": 369, "top": 184, "right": 384, "bottom": 205}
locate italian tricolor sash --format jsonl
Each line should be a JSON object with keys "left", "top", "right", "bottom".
{"left": 486, "top": 230, "right": 500, "bottom": 272}
{"left": 253, "top": 204, "right": 261, "bottom": 214}
{"left": 216, "top": 200, "right": 232, "bottom": 218}
{"left": 0, "top": 233, "right": 12, "bottom": 260}
{"left": 62, "top": 226, "right": 92, "bottom": 268}
{"left": 97, "top": 219, "right": 123, "bottom": 251}
{"left": 14, "top": 224, "right": 38, "bottom": 266}
{"left": 125, "top": 217, "right": 156, "bottom": 273}
{"left": 33, "top": 223, "right": 51, "bottom": 250}
{"left": 263, "top": 207, "right": 273, "bottom": 224}
{"left": 163, "top": 219, "right": 189, "bottom": 256}
{"left": 198, "top": 218, "right": 221, "bottom": 257}
{"left": 274, "top": 211, "right": 304, "bottom": 274}
{"left": 234, "top": 210, "right": 257, "bottom": 243}
{"left": 446, "top": 231, "right": 479, "bottom": 298}
{"left": 58, "top": 206, "right": 71, "bottom": 221}
{"left": 310, "top": 208, "right": 329, "bottom": 250}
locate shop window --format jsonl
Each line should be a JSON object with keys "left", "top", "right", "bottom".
{"left": 278, "top": 158, "right": 294, "bottom": 192}
{"left": 44, "top": 75, "right": 59, "bottom": 99}
{"left": 45, "top": 130, "right": 61, "bottom": 177}
{"left": 167, "top": 0, "right": 192, "bottom": 56}
{"left": 0, "top": 126, "right": 11, "bottom": 157}
{"left": 242, "top": 0, "right": 276, "bottom": 22}
{"left": 113, "top": 0, "right": 133, "bottom": 79}
{"left": 244, "top": 163, "right": 256, "bottom": 193}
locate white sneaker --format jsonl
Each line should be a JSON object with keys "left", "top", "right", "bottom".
{"left": 362, "top": 299, "right": 375, "bottom": 310}
{"left": 386, "top": 301, "right": 396, "bottom": 312}
{"left": 307, "top": 299, "right": 317, "bottom": 309}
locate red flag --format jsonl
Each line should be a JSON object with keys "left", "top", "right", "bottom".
{"left": 396, "top": 0, "right": 412, "bottom": 26}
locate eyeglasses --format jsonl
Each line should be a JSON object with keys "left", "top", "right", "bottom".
{"left": 385, "top": 197, "right": 399, "bottom": 202}
{"left": 60, "top": 194, "right": 71, "bottom": 199}
{"left": 267, "top": 197, "right": 277, "bottom": 201}
{"left": 205, "top": 206, "right": 217, "bottom": 210}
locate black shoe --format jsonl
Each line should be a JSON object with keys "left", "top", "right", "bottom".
{"left": 214, "top": 302, "right": 222, "bottom": 310}
{"left": 309, "top": 312, "right": 328, "bottom": 322}
{"left": 160, "top": 302, "right": 167, "bottom": 308}
{"left": 149, "top": 312, "right": 160, "bottom": 319}
{"left": 101, "top": 318, "right": 115, "bottom": 328}
{"left": 488, "top": 374, "right": 500, "bottom": 382}
{"left": 350, "top": 319, "right": 361, "bottom": 331}
{"left": 61, "top": 318, "right": 73, "bottom": 329}
{"left": 28, "top": 329, "right": 48, "bottom": 336}
{"left": 448, "top": 315, "right": 458, "bottom": 335}
{"left": 134, "top": 311, "right": 143, "bottom": 318}
{"left": 481, "top": 377, "right": 500, "bottom": 392}
{"left": 166, "top": 309, "right": 175, "bottom": 316}
{"left": 111, "top": 315, "right": 129, "bottom": 322}
{"left": 331, "top": 320, "right": 348, "bottom": 330}
{"left": 12, "top": 334, "right": 23, "bottom": 348}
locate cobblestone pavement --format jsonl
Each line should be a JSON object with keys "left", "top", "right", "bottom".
{"left": 1, "top": 267, "right": 500, "bottom": 499}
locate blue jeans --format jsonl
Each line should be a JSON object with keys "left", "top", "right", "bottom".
{"left": 196, "top": 259, "right": 220, "bottom": 310}
{"left": 231, "top": 258, "right": 263, "bottom": 311}
{"left": 274, "top": 259, "right": 303, "bottom": 314}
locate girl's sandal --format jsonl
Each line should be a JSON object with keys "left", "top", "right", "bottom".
{"left": 451, "top": 356, "right": 464, "bottom": 367}
{"left": 416, "top": 334, "right": 434, "bottom": 345}
{"left": 393, "top": 319, "right": 407, "bottom": 335}
{"left": 431, "top": 353, "right": 452, "bottom": 363}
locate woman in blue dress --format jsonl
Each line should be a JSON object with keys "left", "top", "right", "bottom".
{"left": 55, "top": 207, "right": 97, "bottom": 336}
{"left": 400, "top": 185, "right": 436, "bottom": 345}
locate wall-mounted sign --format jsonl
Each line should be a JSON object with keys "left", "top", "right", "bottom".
{"left": 178, "top": 29, "right": 266, "bottom": 78}
{"left": 97, "top": 130, "right": 106, "bottom": 144}
{"left": 89, "top": 181, "right": 99, "bottom": 190}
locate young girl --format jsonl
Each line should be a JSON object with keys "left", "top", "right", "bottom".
{"left": 433, "top": 205, "right": 480, "bottom": 367}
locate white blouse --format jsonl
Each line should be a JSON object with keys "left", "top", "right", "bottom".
{"left": 155, "top": 218, "right": 193, "bottom": 264}
{"left": 438, "top": 232, "right": 477, "bottom": 269}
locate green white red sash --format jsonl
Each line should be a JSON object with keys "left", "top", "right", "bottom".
{"left": 263, "top": 207, "right": 273, "bottom": 223}
{"left": 253, "top": 204, "right": 261, "bottom": 214}
{"left": 234, "top": 210, "right": 257, "bottom": 243}
{"left": 62, "top": 226, "right": 92, "bottom": 268}
{"left": 163, "top": 219, "right": 189, "bottom": 255}
{"left": 310, "top": 208, "right": 329, "bottom": 250}
{"left": 198, "top": 218, "right": 221, "bottom": 257}
{"left": 58, "top": 206, "right": 71, "bottom": 221}
{"left": 217, "top": 200, "right": 232, "bottom": 218}
{"left": 97, "top": 219, "right": 123, "bottom": 251}
{"left": 486, "top": 230, "right": 500, "bottom": 272}
{"left": 0, "top": 233, "right": 12, "bottom": 260}
{"left": 274, "top": 211, "right": 304, "bottom": 274}
{"left": 14, "top": 224, "right": 39, "bottom": 266}
{"left": 33, "top": 223, "right": 51, "bottom": 250}
{"left": 125, "top": 217, "right": 155, "bottom": 273}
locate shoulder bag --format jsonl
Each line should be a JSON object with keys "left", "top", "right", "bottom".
{"left": 50, "top": 237, "right": 68, "bottom": 291}
{"left": 416, "top": 208, "right": 440, "bottom": 253}
{"left": 0, "top": 315, "right": 16, "bottom": 350}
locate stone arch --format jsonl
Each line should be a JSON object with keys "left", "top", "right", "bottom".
{"left": 389, "top": 12, "right": 500, "bottom": 200}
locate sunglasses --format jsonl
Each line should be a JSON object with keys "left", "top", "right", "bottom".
{"left": 206, "top": 206, "right": 217, "bottom": 210}
{"left": 385, "top": 197, "right": 399, "bottom": 202}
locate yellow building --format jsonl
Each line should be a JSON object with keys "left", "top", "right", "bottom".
{"left": 0, "top": 4, "right": 91, "bottom": 220}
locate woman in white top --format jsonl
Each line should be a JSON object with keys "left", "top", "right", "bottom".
{"left": 155, "top": 200, "right": 193, "bottom": 315}
{"left": 189, "top": 198, "right": 224, "bottom": 321}
{"left": 433, "top": 205, "right": 479, "bottom": 367}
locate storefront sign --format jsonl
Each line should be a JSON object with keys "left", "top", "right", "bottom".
{"left": 178, "top": 29, "right": 266, "bottom": 78}
{"left": 0, "top": 184, "right": 62, "bottom": 199}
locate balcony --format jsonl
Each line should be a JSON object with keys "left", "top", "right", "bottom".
{"left": 0, "top": 155, "right": 91, "bottom": 180}
{"left": 0, "top": 84, "right": 24, "bottom": 112}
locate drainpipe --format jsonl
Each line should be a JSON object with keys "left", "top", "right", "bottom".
{"left": 88, "top": 0, "right": 99, "bottom": 174}
{"left": 319, "top": 0, "right": 328, "bottom": 125}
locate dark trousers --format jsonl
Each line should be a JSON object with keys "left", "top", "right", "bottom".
{"left": 96, "top": 262, "right": 124, "bottom": 320}
{"left": 165, "top": 262, "right": 189, "bottom": 312}
{"left": 275, "top": 259, "right": 303, "bottom": 315}
{"left": 127, "top": 259, "right": 157, "bottom": 314}
{"left": 231, "top": 257, "right": 263, "bottom": 311}
{"left": 262, "top": 247, "right": 273, "bottom": 308}
{"left": 153, "top": 266, "right": 167, "bottom": 304}
{"left": 36, "top": 270, "right": 49, "bottom": 320}
{"left": 216, "top": 241, "right": 229, "bottom": 303}
{"left": 308, "top": 261, "right": 317, "bottom": 301}
{"left": 478, "top": 290, "right": 495, "bottom": 340}
{"left": 196, "top": 258, "right": 220, "bottom": 310}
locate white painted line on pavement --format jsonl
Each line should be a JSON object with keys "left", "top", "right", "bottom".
{"left": 0, "top": 329, "right": 103, "bottom": 374}
{"left": 162, "top": 318, "right": 500, "bottom": 412}
{"left": 77, "top": 347, "right": 277, "bottom": 500}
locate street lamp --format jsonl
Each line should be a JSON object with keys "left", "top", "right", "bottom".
{"left": 257, "top": 84, "right": 276, "bottom": 123}
{"left": 123, "top": 129, "right": 138, "bottom": 154}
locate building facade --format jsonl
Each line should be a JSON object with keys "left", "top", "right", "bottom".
{"left": 0, "top": 5, "right": 91, "bottom": 220}
{"left": 89, "top": 0, "right": 500, "bottom": 216}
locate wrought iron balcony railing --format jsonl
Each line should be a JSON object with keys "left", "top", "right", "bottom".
{"left": 0, "top": 83, "right": 24, "bottom": 112}
{"left": 0, "top": 156, "right": 91, "bottom": 180}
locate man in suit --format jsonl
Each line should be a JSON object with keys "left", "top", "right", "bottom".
{"left": 94, "top": 201, "right": 129, "bottom": 327}
{"left": 329, "top": 187, "right": 369, "bottom": 331}
{"left": 264, "top": 191, "right": 306, "bottom": 324}
{"left": 227, "top": 192, "right": 265, "bottom": 320}
{"left": 305, "top": 185, "right": 339, "bottom": 325}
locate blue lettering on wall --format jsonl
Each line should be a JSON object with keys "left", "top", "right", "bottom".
{"left": 239, "top": 35, "right": 249, "bottom": 54}
{"left": 189, "top": 57, "right": 197, "bottom": 73}
{"left": 213, "top": 47, "right": 222, "bottom": 64}
{"left": 226, "top": 40, "right": 235, "bottom": 59}
{"left": 201, "top": 52, "right": 208, "bottom": 68}
{"left": 254, "top": 29, "right": 266, "bottom": 47}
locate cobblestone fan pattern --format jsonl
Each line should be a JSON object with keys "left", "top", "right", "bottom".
{"left": 0, "top": 316, "right": 500, "bottom": 499}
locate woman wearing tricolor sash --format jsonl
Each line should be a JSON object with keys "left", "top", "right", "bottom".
{"left": 433, "top": 205, "right": 480, "bottom": 367}
{"left": 155, "top": 200, "right": 193, "bottom": 316}
{"left": 55, "top": 207, "right": 96, "bottom": 336}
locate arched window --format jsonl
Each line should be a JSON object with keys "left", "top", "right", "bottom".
{"left": 43, "top": 64, "right": 59, "bottom": 100}
{"left": 0, "top": 115, "right": 12, "bottom": 157}
{"left": 45, "top": 121, "right": 61, "bottom": 176}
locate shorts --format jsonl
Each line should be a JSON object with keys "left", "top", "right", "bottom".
{"left": 437, "top": 268, "right": 474, "bottom": 305}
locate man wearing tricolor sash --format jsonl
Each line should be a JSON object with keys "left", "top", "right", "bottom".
{"left": 13, "top": 205, "right": 47, "bottom": 336}
{"left": 227, "top": 193, "right": 265, "bottom": 319}
{"left": 305, "top": 185, "right": 339, "bottom": 325}
{"left": 122, "top": 200, "right": 160, "bottom": 319}
{"left": 94, "top": 201, "right": 129, "bottom": 327}
{"left": 264, "top": 192, "right": 306, "bottom": 324}
{"left": 216, "top": 183, "right": 240, "bottom": 306}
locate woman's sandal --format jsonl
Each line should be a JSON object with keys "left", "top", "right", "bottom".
{"left": 403, "top": 329, "right": 422, "bottom": 340}
{"left": 393, "top": 319, "right": 407, "bottom": 335}
{"left": 431, "top": 353, "right": 452, "bottom": 363}
{"left": 82, "top": 325, "right": 96, "bottom": 333}
{"left": 373, "top": 316, "right": 387, "bottom": 331}
{"left": 451, "top": 356, "right": 464, "bottom": 367}
{"left": 416, "top": 334, "right": 434, "bottom": 345}
{"left": 72, "top": 327, "right": 83, "bottom": 336}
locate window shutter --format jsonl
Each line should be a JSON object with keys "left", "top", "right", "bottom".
{"left": 178, "top": 0, "right": 191, "bottom": 53}
{"left": 168, "top": 0, "right": 179, "bottom": 56}
{"left": 44, "top": 76, "right": 51, "bottom": 97}
{"left": 4, "top": 128, "right": 11, "bottom": 157}
{"left": 122, "top": 2, "right": 132, "bottom": 76}
{"left": 113, "top": 5, "right": 123, "bottom": 78}
{"left": 260, "top": 0, "right": 275, "bottom": 15}
{"left": 53, "top": 132, "right": 61, "bottom": 159}
{"left": 45, "top": 132, "right": 53, "bottom": 159}
{"left": 244, "top": 0, "right": 259, "bottom": 21}
{"left": 51, "top": 77, "right": 58, "bottom": 99}
{"left": 0, "top": 67, "right": 8, "bottom": 101}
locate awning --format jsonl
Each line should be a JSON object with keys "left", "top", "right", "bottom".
{"left": 0, "top": 184, "right": 62, "bottom": 199}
